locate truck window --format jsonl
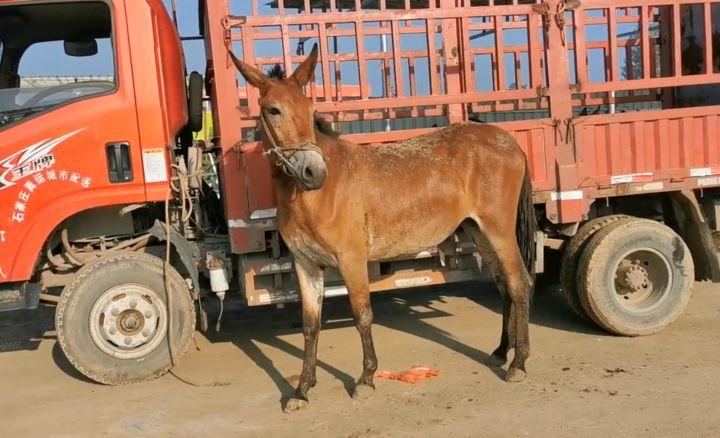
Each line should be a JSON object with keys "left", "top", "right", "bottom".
{"left": 0, "top": 2, "right": 115, "bottom": 130}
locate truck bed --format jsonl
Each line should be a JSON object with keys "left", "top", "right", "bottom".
{"left": 205, "top": 0, "right": 720, "bottom": 247}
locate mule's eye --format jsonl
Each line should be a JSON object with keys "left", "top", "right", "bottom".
{"left": 267, "top": 106, "right": 282, "bottom": 116}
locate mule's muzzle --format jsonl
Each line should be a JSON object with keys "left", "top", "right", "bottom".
{"left": 292, "top": 149, "right": 327, "bottom": 191}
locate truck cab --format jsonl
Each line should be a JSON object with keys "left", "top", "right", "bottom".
{"left": 0, "top": 0, "right": 189, "bottom": 302}
{"left": 0, "top": 0, "right": 210, "bottom": 384}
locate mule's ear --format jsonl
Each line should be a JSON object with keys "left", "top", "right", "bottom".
{"left": 228, "top": 50, "right": 269, "bottom": 90}
{"left": 290, "top": 44, "right": 319, "bottom": 87}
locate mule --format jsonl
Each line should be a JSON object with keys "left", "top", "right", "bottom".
{"left": 229, "top": 45, "right": 537, "bottom": 413}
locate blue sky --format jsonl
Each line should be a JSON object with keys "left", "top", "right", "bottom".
{"left": 20, "top": 0, "right": 206, "bottom": 76}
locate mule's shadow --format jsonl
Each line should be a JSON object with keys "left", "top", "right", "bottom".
{"left": 0, "top": 277, "right": 605, "bottom": 396}
{"left": 204, "top": 284, "right": 505, "bottom": 406}
{"left": 202, "top": 278, "right": 604, "bottom": 404}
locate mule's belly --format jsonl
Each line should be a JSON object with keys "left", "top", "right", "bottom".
{"left": 367, "top": 211, "right": 463, "bottom": 262}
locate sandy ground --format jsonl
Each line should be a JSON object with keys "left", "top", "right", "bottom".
{"left": 1, "top": 280, "right": 719, "bottom": 437}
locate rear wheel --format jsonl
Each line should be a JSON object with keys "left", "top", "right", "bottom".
{"left": 560, "top": 215, "right": 631, "bottom": 320}
{"left": 56, "top": 253, "right": 195, "bottom": 385}
{"left": 577, "top": 219, "right": 694, "bottom": 336}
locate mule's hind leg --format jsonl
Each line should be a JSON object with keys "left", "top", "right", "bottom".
{"left": 338, "top": 257, "right": 378, "bottom": 400}
{"left": 462, "top": 222, "right": 515, "bottom": 365}
{"left": 284, "top": 256, "right": 325, "bottom": 413}
{"left": 491, "top": 284, "right": 516, "bottom": 365}
{"left": 467, "top": 217, "right": 532, "bottom": 382}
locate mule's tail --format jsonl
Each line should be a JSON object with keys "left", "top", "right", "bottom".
{"left": 516, "top": 161, "right": 538, "bottom": 288}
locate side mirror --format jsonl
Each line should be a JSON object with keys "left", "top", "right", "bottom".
{"left": 187, "top": 72, "right": 204, "bottom": 132}
{"left": 64, "top": 39, "right": 98, "bottom": 57}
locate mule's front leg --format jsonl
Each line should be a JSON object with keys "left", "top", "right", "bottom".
{"left": 284, "top": 256, "right": 324, "bottom": 413}
{"left": 339, "top": 260, "right": 378, "bottom": 401}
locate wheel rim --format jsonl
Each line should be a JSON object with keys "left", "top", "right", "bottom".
{"left": 89, "top": 284, "right": 168, "bottom": 359}
{"left": 611, "top": 248, "right": 673, "bottom": 312}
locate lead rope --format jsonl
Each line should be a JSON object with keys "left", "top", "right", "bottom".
{"left": 163, "top": 169, "right": 231, "bottom": 387}
{"left": 260, "top": 112, "right": 297, "bottom": 176}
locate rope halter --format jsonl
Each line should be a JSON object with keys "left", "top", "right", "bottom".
{"left": 259, "top": 112, "right": 327, "bottom": 180}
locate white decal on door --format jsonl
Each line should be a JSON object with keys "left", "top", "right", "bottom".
{"left": 0, "top": 128, "right": 85, "bottom": 191}
{"left": 9, "top": 168, "right": 93, "bottom": 223}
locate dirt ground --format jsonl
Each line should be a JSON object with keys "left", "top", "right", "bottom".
{"left": 1, "top": 280, "right": 719, "bottom": 437}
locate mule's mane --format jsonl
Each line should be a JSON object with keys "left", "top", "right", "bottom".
{"left": 267, "top": 64, "right": 286, "bottom": 79}
{"left": 266, "top": 64, "right": 340, "bottom": 138}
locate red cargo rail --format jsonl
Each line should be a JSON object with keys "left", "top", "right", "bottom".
{"left": 204, "top": 0, "right": 720, "bottom": 305}
{"left": 208, "top": 0, "right": 720, "bottom": 238}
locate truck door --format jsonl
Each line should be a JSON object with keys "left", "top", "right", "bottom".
{"left": 0, "top": 1, "right": 144, "bottom": 283}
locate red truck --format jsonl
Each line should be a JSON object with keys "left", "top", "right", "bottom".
{"left": 0, "top": 0, "right": 718, "bottom": 385}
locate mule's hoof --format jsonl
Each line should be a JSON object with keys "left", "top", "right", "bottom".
{"left": 505, "top": 368, "right": 527, "bottom": 383}
{"left": 352, "top": 384, "right": 375, "bottom": 401}
{"left": 283, "top": 397, "right": 309, "bottom": 413}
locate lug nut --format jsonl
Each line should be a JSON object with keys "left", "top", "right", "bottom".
{"left": 130, "top": 301, "right": 137, "bottom": 309}
{"left": 144, "top": 311, "right": 152, "bottom": 319}
{"left": 111, "top": 308, "right": 119, "bottom": 316}
{"left": 124, "top": 337, "right": 132, "bottom": 345}
{"left": 109, "top": 327, "right": 117, "bottom": 335}
{"left": 142, "top": 329, "right": 150, "bottom": 337}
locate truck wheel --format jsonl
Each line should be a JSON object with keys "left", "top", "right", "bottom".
{"left": 560, "top": 215, "right": 631, "bottom": 320}
{"left": 577, "top": 219, "right": 694, "bottom": 336}
{"left": 56, "top": 253, "right": 195, "bottom": 385}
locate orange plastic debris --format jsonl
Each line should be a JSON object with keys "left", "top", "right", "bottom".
{"left": 375, "top": 366, "right": 440, "bottom": 384}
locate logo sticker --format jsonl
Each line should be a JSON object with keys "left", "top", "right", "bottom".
{"left": 0, "top": 128, "right": 84, "bottom": 191}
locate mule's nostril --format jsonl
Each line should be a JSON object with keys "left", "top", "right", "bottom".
{"left": 304, "top": 166, "right": 314, "bottom": 179}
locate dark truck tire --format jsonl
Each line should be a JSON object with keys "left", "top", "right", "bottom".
{"left": 560, "top": 215, "right": 631, "bottom": 320}
{"left": 577, "top": 219, "right": 694, "bottom": 336}
{"left": 56, "top": 253, "right": 195, "bottom": 385}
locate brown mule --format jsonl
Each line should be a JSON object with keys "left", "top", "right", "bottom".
{"left": 229, "top": 46, "right": 537, "bottom": 413}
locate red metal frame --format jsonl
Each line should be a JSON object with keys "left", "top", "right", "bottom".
{"left": 207, "top": 1, "right": 720, "bottom": 255}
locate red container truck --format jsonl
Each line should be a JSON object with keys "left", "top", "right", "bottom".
{"left": 0, "top": 0, "right": 718, "bottom": 384}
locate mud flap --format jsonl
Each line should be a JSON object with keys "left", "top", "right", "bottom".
{"left": 0, "top": 282, "right": 40, "bottom": 312}
{"left": 666, "top": 190, "right": 720, "bottom": 283}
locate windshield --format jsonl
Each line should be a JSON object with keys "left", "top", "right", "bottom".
{"left": 0, "top": 2, "right": 115, "bottom": 130}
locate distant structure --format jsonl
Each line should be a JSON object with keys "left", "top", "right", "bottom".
{"left": 20, "top": 76, "right": 113, "bottom": 88}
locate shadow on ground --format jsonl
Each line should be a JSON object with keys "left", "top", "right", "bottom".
{"left": 201, "top": 278, "right": 606, "bottom": 402}
{"left": 0, "top": 305, "right": 55, "bottom": 353}
{"left": 0, "top": 278, "right": 606, "bottom": 396}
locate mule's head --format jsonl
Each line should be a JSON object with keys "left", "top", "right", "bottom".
{"left": 230, "top": 45, "right": 327, "bottom": 191}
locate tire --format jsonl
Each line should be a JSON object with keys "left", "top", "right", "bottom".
{"left": 560, "top": 215, "right": 631, "bottom": 320}
{"left": 56, "top": 253, "right": 195, "bottom": 385}
{"left": 577, "top": 219, "right": 694, "bottom": 336}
